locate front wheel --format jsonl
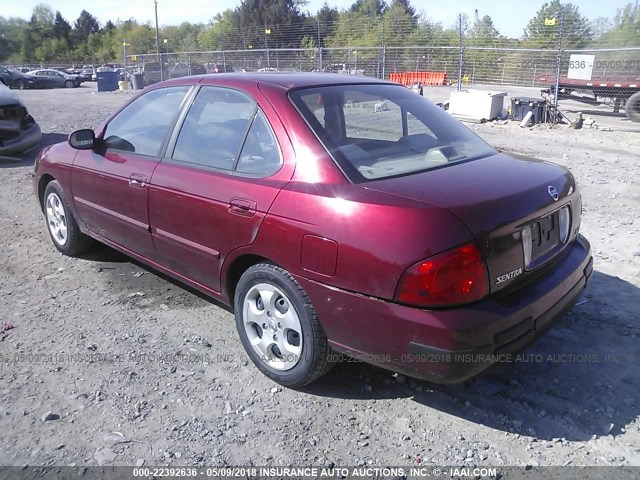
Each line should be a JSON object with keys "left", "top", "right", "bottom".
{"left": 43, "top": 181, "right": 93, "bottom": 255}
{"left": 234, "top": 263, "right": 333, "bottom": 387}
{"left": 625, "top": 91, "right": 640, "bottom": 123}
{"left": 64, "top": 80, "right": 74, "bottom": 88}
{"left": 16, "top": 80, "right": 25, "bottom": 90}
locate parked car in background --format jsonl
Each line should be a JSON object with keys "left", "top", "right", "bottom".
{"left": 78, "top": 68, "right": 95, "bottom": 82}
{"left": 0, "top": 66, "right": 38, "bottom": 89}
{"left": 33, "top": 73, "right": 592, "bottom": 387}
{"left": 204, "top": 62, "right": 234, "bottom": 74}
{"left": 27, "top": 69, "right": 82, "bottom": 88}
{"left": 141, "top": 62, "right": 167, "bottom": 85}
{"left": 50, "top": 66, "right": 71, "bottom": 74}
{"left": 0, "top": 83, "right": 41, "bottom": 157}
{"left": 170, "top": 62, "right": 207, "bottom": 78}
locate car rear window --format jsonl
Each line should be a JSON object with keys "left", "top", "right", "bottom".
{"left": 290, "top": 84, "right": 496, "bottom": 182}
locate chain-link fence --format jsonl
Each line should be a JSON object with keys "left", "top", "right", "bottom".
{"left": 122, "top": 9, "right": 640, "bottom": 122}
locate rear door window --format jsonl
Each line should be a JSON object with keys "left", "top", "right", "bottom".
{"left": 171, "top": 86, "right": 281, "bottom": 176}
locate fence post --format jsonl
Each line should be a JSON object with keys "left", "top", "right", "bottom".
{"left": 457, "top": 13, "right": 463, "bottom": 91}
{"left": 381, "top": 16, "right": 386, "bottom": 80}
{"left": 553, "top": 7, "right": 566, "bottom": 114}
{"left": 382, "top": 46, "right": 386, "bottom": 80}
{"left": 317, "top": 18, "right": 323, "bottom": 71}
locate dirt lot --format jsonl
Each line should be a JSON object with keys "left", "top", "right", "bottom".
{"left": 1, "top": 83, "right": 639, "bottom": 470}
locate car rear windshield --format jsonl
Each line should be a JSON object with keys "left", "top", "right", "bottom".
{"left": 290, "top": 84, "right": 496, "bottom": 182}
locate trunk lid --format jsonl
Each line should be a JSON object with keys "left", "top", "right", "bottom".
{"left": 363, "top": 152, "right": 582, "bottom": 294}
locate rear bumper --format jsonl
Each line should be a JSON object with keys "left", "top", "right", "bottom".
{"left": 297, "top": 235, "right": 592, "bottom": 384}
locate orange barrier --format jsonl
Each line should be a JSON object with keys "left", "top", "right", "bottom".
{"left": 389, "top": 71, "right": 447, "bottom": 86}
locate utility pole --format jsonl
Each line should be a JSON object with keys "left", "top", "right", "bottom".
{"left": 457, "top": 13, "right": 463, "bottom": 91}
{"left": 381, "top": 15, "right": 386, "bottom": 79}
{"left": 154, "top": 0, "right": 163, "bottom": 81}
{"left": 553, "top": 6, "right": 566, "bottom": 115}
{"left": 317, "top": 18, "right": 322, "bottom": 71}
{"left": 123, "top": 36, "right": 129, "bottom": 75}
{"left": 265, "top": 25, "right": 271, "bottom": 69}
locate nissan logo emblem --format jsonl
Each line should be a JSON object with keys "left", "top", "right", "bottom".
{"left": 548, "top": 185, "right": 559, "bottom": 201}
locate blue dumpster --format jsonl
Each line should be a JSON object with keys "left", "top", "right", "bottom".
{"left": 96, "top": 71, "right": 119, "bottom": 92}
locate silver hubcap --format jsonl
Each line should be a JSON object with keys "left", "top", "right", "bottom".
{"left": 243, "top": 283, "right": 302, "bottom": 371}
{"left": 45, "top": 193, "right": 68, "bottom": 246}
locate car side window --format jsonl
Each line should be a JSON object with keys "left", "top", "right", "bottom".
{"left": 235, "top": 110, "right": 281, "bottom": 175}
{"left": 103, "top": 86, "right": 190, "bottom": 157}
{"left": 172, "top": 86, "right": 256, "bottom": 170}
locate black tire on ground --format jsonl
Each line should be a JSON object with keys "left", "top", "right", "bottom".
{"left": 234, "top": 263, "right": 334, "bottom": 388}
{"left": 64, "top": 80, "right": 74, "bottom": 88}
{"left": 625, "top": 91, "right": 640, "bottom": 123}
{"left": 42, "top": 180, "right": 93, "bottom": 256}
{"left": 16, "top": 80, "right": 25, "bottom": 90}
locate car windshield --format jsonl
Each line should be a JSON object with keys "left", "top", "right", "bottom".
{"left": 290, "top": 83, "right": 496, "bottom": 182}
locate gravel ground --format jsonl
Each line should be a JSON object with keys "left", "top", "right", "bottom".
{"left": 1, "top": 83, "right": 639, "bottom": 471}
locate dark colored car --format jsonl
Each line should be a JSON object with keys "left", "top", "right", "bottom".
{"left": 27, "top": 69, "right": 82, "bottom": 88}
{"left": 78, "top": 69, "right": 94, "bottom": 81}
{"left": 141, "top": 61, "right": 168, "bottom": 86}
{"left": 0, "top": 66, "right": 38, "bottom": 90}
{"left": 32, "top": 73, "right": 592, "bottom": 387}
{"left": 204, "top": 62, "right": 234, "bottom": 74}
{"left": 170, "top": 62, "right": 207, "bottom": 78}
{"left": 0, "top": 84, "right": 41, "bottom": 157}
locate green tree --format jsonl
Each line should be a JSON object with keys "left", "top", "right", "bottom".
{"left": 349, "top": 0, "right": 387, "bottom": 16}
{"left": 53, "top": 11, "right": 71, "bottom": 40}
{"left": 234, "top": 0, "right": 308, "bottom": 49}
{"left": 389, "top": 0, "right": 417, "bottom": 26}
{"left": 197, "top": 10, "right": 236, "bottom": 50}
{"left": 595, "top": 3, "right": 639, "bottom": 47}
{"left": 315, "top": 2, "right": 339, "bottom": 47}
{"left": 0, "top": 17, "right": 28, "bottom": 62}
{"left": 73, "top": 10, "right": 100, "bottom": 47}
{"left": 523, "top": 0, "right": 593, "bottom": 49}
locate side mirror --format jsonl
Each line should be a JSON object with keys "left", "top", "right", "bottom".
{"left": 68, "top": 129, "right": 96, "bottom": 150}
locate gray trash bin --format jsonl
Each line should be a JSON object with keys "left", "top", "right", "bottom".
{"left": 132, "top": 73, "right": 144, "bottom": 90}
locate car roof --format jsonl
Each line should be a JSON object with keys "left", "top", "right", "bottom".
{"left": 161, "top": 72, "right": 391, "bottom": 91}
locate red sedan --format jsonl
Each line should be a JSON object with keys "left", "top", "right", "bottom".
{"left": 33, "top": 73, "right": 592, "bottom": 387}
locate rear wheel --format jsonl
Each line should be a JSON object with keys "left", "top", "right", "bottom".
{"left": 234, "top": 263, "right": 333, "bottom": 388}
{"left": 43, "top": 181, "right": 93, "bottom": 255}
{"left": 625, "top": 91, "right": 640, "bottom": 123}
{"left": 64, "top": 80, "right": 74, "bottom": 88}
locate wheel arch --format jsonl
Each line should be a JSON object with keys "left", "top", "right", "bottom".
{"left": 38, "top": 174, "right": 56, "bottom": 212}
{"left": 224, "top": 254, "right": 276, "bottom": 306}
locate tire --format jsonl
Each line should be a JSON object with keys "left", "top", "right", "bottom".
{"left": 625, "top": 91, "right": 640, "bottom": 123}
{"left": 234, "top": 263, "right": 333, "bottom": 388}
{"left": 16, "top": 80, "right": 25, "bottom": 90}
{"left": 64, "top": 80, "right": 74, "bottom": 88}
{"left": 43, "top": 180, "right": 93, "bottom": 256}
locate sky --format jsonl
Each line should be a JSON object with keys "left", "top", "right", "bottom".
{"left": 1, "top": 0, "right": 634, "bottom": 38}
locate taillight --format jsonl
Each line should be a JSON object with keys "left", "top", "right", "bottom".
{"left": 395, "top": 243, "right": 489, "bottom": 307}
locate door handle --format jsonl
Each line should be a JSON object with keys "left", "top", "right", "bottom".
{"left": 129, "top": 174, "right": 147, "bottom": 188}
{"left": 228, "top": 198, "right": 256, "bottom": 217}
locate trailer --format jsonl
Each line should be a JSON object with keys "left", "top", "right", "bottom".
{"left": 541, "top": 76, "right": 640, "bottom": 123}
